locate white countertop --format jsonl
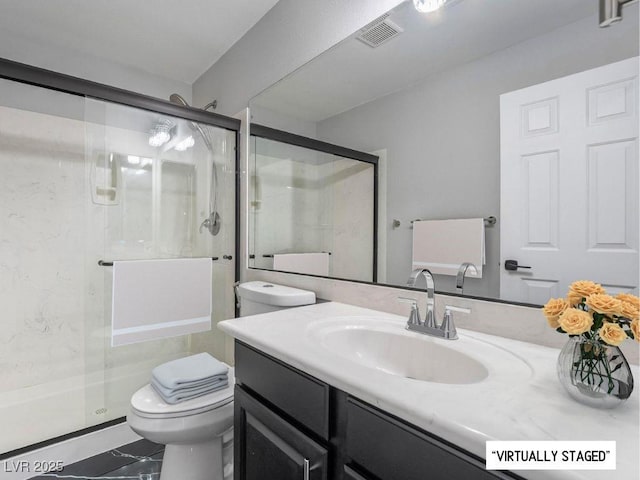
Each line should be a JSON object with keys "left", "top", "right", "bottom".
{"left": 218, "top": 302, "right": 640, "bottom": 480}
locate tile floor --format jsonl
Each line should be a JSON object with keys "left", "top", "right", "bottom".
{"left": 28, "top": 440, "right": 164, "bottom": 480}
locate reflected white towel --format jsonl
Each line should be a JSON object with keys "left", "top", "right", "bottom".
{"left": 111, "top": 258, "right": 212, "bottom": 347}
{"left": 272, "top": 253, "right": 330, "bottom": 276}
{"left": 412, "top": 218, "right": 485, "bottom": 277}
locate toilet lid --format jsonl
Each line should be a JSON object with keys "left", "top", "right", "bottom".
{"left": 131, "top": 367, "right": 235, "bottom": 418}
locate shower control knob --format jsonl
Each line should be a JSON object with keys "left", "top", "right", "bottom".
{"left": 223, "top": 255, "right": 233, "bottom": 260}
{"left": 199, "top": 211, "right": 221, "bottom": 236}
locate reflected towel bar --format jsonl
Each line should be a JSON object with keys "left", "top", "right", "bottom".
{"left": 260, "top": 252, "right": 332, "bottom": 258}
{"left": 408, "top": 216, "right": 496, "bottom": 228}
{"left": 98, "top": 257, "right": 225, "bottom": 266}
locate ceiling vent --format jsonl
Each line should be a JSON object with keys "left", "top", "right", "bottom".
{"left": 356, "top": 14, "right": 403, "bottom": 48}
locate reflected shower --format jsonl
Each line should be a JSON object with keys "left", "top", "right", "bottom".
{"left": 169, "top": 93, "right": 221, "bottom": 236}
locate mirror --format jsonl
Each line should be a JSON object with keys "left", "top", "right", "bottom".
{"left": 248, "top": 0, "right": 639, "bottom": 305}
{"left": 248, "top": 129, "right": 377, "bottom": 281}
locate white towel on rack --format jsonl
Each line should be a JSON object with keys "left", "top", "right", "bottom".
{"left": 272, "top": 253, "right": 330, "bottom": 276}
{"left": 412, "top": 218, "right": 485, "bottom": 277}
{"left": 111, "top": 258, "right": 212, "bottom": 347}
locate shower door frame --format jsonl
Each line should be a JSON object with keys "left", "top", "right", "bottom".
{"left": 249, "top": 123, "right": 379, "bottom": 282}
{"left": 0, "top": 56, "right": 242, "bottom": 459}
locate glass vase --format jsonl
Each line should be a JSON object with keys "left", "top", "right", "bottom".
{"left": 557, "top": 336, "right": 634, "bottom": 409}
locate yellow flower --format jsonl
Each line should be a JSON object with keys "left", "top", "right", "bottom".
{"left": 558, "top": 309, "right": 593, "bottom": 335}
{"left": 567, "top": 280, "right": 604, "bottom": 306}
{"left": 585, "top": 293, "right": 622, "bottom": 316}
{"left": 616, "top": 293, "right": 640, "bottom": 321}
{"left": 542, "top": 298, "right": 568, "bottom": 328}
{"left": 619, "top": 301, "right": 640, "bottom": 321}
{"left": 631, "top": 319, "right": 640, "bottom": 343}
{"left": 616, "top": 293, "right": 639, "bottom": 305}
{"left": 598, "top": 322, "right": 627, "bottom": 346}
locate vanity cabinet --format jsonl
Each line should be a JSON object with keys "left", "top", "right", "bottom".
{"left": 234, "top": 341, "right": 521, "bottom": 480}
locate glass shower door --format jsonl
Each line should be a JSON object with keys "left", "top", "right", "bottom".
{"left": 0, "top": 75, "right": 237, "bottom": 454}
{"left": 83, "top": 98, "right": 237, "bottom": 426}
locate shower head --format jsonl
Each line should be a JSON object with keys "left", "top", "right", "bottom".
{"left": 168, "top": 93, "right": 210, "bottom": 145}
{"left": 169, "top": 93, "right": 216, "bottom": 111}
{"left": 169, "top": 93, "right": 190, "bottom": 107}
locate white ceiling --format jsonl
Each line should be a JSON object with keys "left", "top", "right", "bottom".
{"left": 252, "top": 0, "right": 599, "bottom": 122}
{"left": 0, "top": 0, "right": 280, "bottom": 84}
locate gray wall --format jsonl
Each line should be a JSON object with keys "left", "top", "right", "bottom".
{"left": 193, "top": 0, "right": 404, "bottom": 116}
{"left": 316, "top": 10, "right": 639, "bottom": 297}
{"left": 1, "top": 27, "right": 192, "bottom": 102}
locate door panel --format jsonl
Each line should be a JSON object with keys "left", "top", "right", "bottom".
{"left": 500, "top": 57, "right": 639, "bottom": 303}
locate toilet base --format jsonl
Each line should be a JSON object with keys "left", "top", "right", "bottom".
{"left": 160, "top": 436, "right": 227, "bottom": 480}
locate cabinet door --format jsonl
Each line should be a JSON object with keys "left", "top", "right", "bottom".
{"left": 235, "top": 386, "right": 328, "bottom": 480}
{"left": 343, "top": 466, "right": 372, "bottom": 480}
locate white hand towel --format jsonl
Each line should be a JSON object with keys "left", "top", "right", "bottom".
{"left": 111, "top": 258, "right": 212, "bottom": 347}
{"left": 412, "top": 218, "right": 485, "bottom": 277}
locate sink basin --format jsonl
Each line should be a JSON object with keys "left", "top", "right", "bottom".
{"left": 307, "top": 316, "right": 531, "bottom": 385}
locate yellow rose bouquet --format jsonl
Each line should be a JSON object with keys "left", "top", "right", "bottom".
{"left": 543, "top": 281, "right": 638, "bottom": 408}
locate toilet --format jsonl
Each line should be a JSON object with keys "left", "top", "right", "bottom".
{"left": 127, "top": 367, "right": 235, "bottom": 480}
{"left": 236, "top": 281, "right": 316, "bottom": 316}
{"left": 127, "top": 282, "right": 314, "bottom": 480}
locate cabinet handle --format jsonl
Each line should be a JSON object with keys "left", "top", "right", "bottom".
{"left": 303, "top": 458, "right": 310, "bottom": 480}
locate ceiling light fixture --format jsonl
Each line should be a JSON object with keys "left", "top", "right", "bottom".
{"left": 413, "top": 0, "right": 448, "bottom": 13}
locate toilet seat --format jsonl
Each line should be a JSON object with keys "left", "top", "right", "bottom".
{"left": 131, "top": 367, "right": 235, "bottom": 419}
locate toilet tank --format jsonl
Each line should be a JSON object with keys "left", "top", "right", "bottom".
{"left": 237, "top": 281, "right": 316, "bottom": 316}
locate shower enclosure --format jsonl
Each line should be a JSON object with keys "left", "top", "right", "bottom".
{"left": 0, "top": 62, "right": 239, "bottom": 455}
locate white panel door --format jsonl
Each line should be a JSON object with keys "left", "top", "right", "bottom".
{"left": 500, "top": 57, "right": 639, "bottom": 304}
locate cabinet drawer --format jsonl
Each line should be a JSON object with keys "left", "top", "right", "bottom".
{"left": 346, "top": 398, "right": 517, "bottom": 480}
{"left": 235, "top": 341, "right": 330, "bottom": 440}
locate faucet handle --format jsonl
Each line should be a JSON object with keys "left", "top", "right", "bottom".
{"left": 397, "top": 297, "right": 421, "bottom": 326}
{"left": 444, "top": 305, "right": 471, "bottom": 314}
{"left": 439, "top": 305, "right": 470, "bottom": 340}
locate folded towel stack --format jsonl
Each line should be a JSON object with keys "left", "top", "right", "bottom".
{"left": 151, "top": 353, "right": 229, "bottom": 405}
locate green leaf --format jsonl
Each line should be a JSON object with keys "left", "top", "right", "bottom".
{"left": 593, "top": 314, "right": 605, "bottom": 330}
{"left": 611, "top": 363, "right": 623, "bottom": 374}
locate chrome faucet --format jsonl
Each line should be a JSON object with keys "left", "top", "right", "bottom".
{"left": 401, "top": 268, "right": 470, "bottom": 340}
{"left": 406, "top": 268, "right": 436, "bottom": 327}
{"left": 456, "top": 262, "right": 478, "bottom": 294}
